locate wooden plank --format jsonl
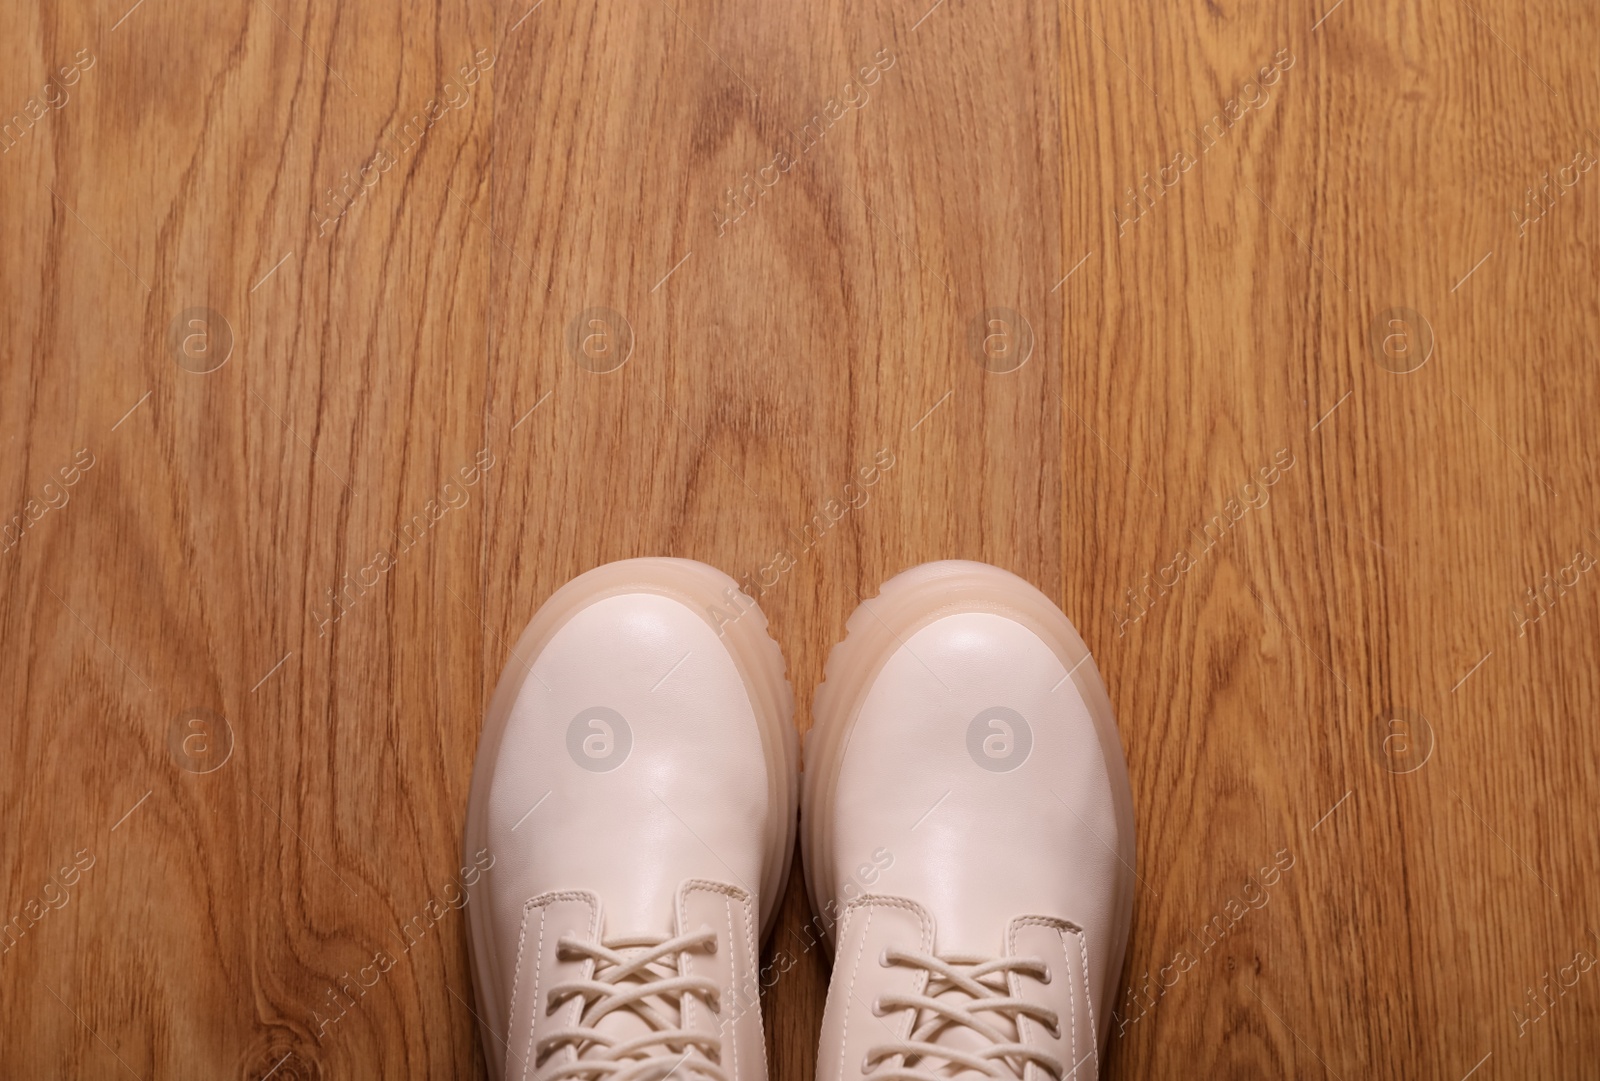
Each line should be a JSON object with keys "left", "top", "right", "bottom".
{"left": 485, "top": 3, "right": 1062, "bottom": 1075}
{"left": 1, "top": 1, "right": 493, "bottom": 1077}
{"left": 1, "top": 0, "right": 1596, "bottom": 1077}
{"left": 1067, "top": 1, "right": 1600, "bottom": 1078}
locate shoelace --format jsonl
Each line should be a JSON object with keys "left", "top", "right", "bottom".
{"left": 863, "top": 949, "right": 1064, "bottom": 1081}
{"left": 535, "top": 928, "right": 726, "bottom": 1081}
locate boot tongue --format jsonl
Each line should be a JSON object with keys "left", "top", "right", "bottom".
{"left": 580, "top": 938, "right": 683, "bottom": 1061}
{"left": 925, "top": 990, "right": 1006, "bottom": 1079}
{"left": 909, "top": 945, "right": 1023, "bottom": 1080}
{"left": 576, "top": 896, "right": 716, "bottom": 1076}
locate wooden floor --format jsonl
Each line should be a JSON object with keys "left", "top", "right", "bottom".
{"left": 3, "top": 1, "right": 1598, "bottom": 1078}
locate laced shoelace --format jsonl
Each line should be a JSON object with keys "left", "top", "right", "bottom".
{"left": 535, "top": 928, "right": 726, "bottom": 1081}
{"left": 862, "top": 949, "right": 1064, "bottom": 1081}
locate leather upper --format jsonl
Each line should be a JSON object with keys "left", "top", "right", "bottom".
{"left": 820, "top": 612, "right": 1129, "bottom": 1074}
{"left": 816, "top": 898, "right": 1102, "bottom": 1081}
{"left": 482, "top": 592, "right": 773, "bottom": 1080}
{"left": 503, "top": 883, "right": 767, "bottom": 1081}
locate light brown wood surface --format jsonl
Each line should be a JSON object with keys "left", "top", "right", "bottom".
{"left": 2, "top": 1, "right": 1596, "bottom": 1078}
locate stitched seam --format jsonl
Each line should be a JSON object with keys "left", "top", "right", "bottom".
{"left": 1011, "top": 917, "right": 1088, "bottom": 1081}
{"left": 561, "top": 898, "right": 604, "bottom": 1073}
{"left": 586, "top": 902, "right": 603, "bottom": 1005}
{"left": 896, "top": 902, "right": 933, "bottom": 1072}
{"left": 512, "top": 895, "right": 595, "bottom": 1036}
{"left": 1077, "top": 931, "right": 1096, "bottom": 1072}
{"left": 678, "top": 889, "right": 698, "bottom": 1034}
{"left": 525, "top": 893, "right": 599, "bottom": 1075}
{"left": 681, "top": 877, "right": 746, "bottom": 900}
{"left": 1062, "top": 930, "right": 1075, "bottom": 1079}
{"left": 890, "top": 902, "right": 933, "bottom": 1051}
{"left": 1007, "top": 920, "right": 1035, "bottom": 1081}
{"left": 680, "top": 882, "right": 754, "bottom": 1036}
{"left": 519, "top": 903, "right": 549, "bottom": 1081}
{"left": 724, "top": 896, "right": 740, "bottom": 1081}
{"left": 741, "top": 891, "right": 766, "bottom": 1081}
{"left": 1012, "top": 914, "right": 1084, "bottom": 934}
{"left": 507, "top": 908, "right": 533, "bottom": 1059}
{"left": 836, "top": 908, "right": 875, "bottom": 1081}
{"left": 682, "top": 881, "right": 763, "bottom": 1081}
{"left": 847, "top": 894, "right": 925, "bottom": 918}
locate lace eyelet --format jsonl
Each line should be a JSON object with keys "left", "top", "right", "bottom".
{"left": 870, "top": 1000, "right": 887, "bottom": 1017}
{"left": 1039, "top": 966, "right": 1052, "bottom": 985}
{"left": 861, "top": 1054, "right": 876, "bottom": 1074}
{"left": 878, "top": 949, "right": 892, "bottom": 968}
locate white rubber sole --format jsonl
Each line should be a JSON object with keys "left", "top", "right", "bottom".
{"left": 800, "top": 560, "right": 1135, "bottom": 1028}
{"left": 463, "top": 558, "right": 798, "bottom": 1081}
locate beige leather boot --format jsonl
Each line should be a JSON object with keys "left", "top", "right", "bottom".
{"left": 803, "top": 561, "right": 1135, "bottom": 1081}
{"left": 465, "top": 558, "right": 798, "bottom": 1081}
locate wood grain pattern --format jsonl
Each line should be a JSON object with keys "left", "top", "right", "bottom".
{"left": 1, "top": 0, "right": 1596, "bottom": 1078}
